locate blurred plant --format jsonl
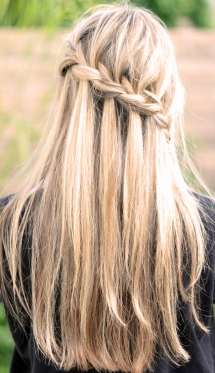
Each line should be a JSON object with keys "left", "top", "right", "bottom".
{"left": 137, "top": 0, "right": 213, "bottom": 27}
{"left": 0, "top": 0, "right": 213, "bottom": 28}
{"left": 0, "top": 303, "right": 14, "bottom": 373}
{"left": 0, "top": 0, "right": 102, "bottom": 28}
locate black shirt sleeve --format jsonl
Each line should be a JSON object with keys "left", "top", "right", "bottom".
{"left": 0, "top": 194, "right": 16, "bottom": 303}
{"left": 195, "top": 193, "right": 215, "bottom": 303}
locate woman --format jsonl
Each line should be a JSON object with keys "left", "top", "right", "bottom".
{"left": 0, "top": 2, "right": 214, "bottom": 373}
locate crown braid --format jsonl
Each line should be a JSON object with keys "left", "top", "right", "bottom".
{"left": 59, "top": 44, "right": 171, "bottom": 140}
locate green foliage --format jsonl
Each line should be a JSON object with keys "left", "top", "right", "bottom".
{"left": 0, "top": 304, "right": 14, "bottom": 373}
{"left": 0, "top": 0, "right": 104, "bottom": 28}
{"left": 189, "top": 0, "right": 213, "bottom": 27}
{"left": 135, "top": 0, "right": 213, "bottom": 27}
{"left": 0, "top": 0, "right": 213, "bottom": 28}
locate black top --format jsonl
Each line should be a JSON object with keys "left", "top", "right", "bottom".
{"left": 0, "top": 193, "right": 215, "bottom": 373}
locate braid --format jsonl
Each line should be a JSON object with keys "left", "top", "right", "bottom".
{"left": 59, "top": 46, "right": 171, "bottom": 141}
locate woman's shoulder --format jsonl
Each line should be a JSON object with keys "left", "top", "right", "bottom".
{"left": 0, "top": 194, "right": 16, "bottom": 212}
{"left": 194, "top": 192, "right": 215, "bottom": 212}
{"left": 193, "top": 192, "right": 215, "bottom": 229}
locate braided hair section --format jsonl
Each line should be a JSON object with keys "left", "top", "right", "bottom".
{"left": 59, "top": 46, "right": 171, "bottom": 142}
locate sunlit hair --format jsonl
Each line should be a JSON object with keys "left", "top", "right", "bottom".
{"left": 0, "top": 2, "right": 212, "bottom": 373}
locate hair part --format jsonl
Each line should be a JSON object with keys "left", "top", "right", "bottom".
{"left": 0, "top": 2, "right": 211, "bottom": 373}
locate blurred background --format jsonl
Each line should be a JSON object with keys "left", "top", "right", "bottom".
{"left": 0, "top": 0, "right": 215, "bottom": 372}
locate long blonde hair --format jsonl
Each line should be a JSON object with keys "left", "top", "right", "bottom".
{"left": 0, "top": 2, "right": 212, "bottom": 372}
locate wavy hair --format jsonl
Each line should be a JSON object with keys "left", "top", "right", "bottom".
{"left": 0, "top": 2, "right": 211, "bottom": 372}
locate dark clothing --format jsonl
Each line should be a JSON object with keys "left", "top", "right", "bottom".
{"left": 0, "top": 193, "right": 215, "bottom": 373}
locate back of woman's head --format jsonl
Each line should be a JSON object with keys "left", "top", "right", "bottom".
{"left": 0, "top": 2, "right": 210, "bottom": 373}
{"left": 60, "top": 2, "right": 181, "bottom": 136}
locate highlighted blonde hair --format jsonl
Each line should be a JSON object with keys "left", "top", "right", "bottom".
{"left": 0, "top": 2, "right": 211, "bottom": 373}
